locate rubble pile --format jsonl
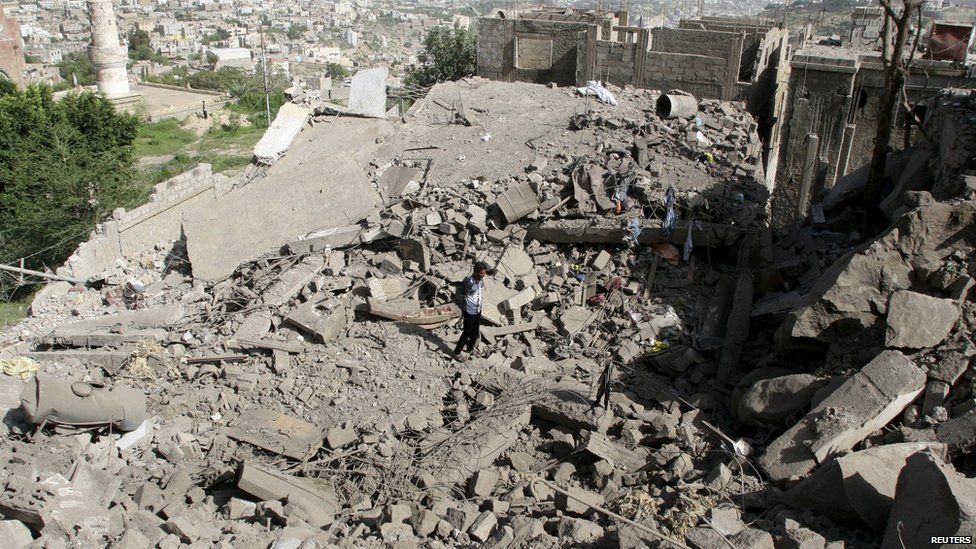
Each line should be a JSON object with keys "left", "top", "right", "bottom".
{"left": 0, "top": 82, "right": 974, "bottom": 548}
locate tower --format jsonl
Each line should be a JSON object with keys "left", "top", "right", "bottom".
{"left": 87, "top": 0, "right": 130, "bottom": 97}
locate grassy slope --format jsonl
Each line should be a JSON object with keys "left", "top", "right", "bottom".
{"left": 134, "top": 117, "right": 265, "bottom": 187}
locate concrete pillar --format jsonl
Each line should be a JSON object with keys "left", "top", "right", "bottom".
{"left": 797, "top": 133, "right": 819, "bottom": 218}
{"left": 87, "top": 0, "right": 130, "bottom": 97}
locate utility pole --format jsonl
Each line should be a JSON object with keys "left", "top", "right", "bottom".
{"left": 259, "top": 23, "right": 271, "bottom": 126}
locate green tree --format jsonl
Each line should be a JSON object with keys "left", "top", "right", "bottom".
{"left": 404, "top": 26, "right": 476, "bottom": 88}
{"left": 325, "top": 62, "right": 350, "bottom": 79}
{"left": 287, "top": 24, "right": 307, "bottom": 40}
{"left": 0, "top": 86, "right": 141, "bottom": 279}
{"left": 57, "top": 51, "right": 97, "bottom": 87}
{"left": 128, "top": 29, "right": 154, "bottom": 60}
{"left": 202, "top": 28, "right": 230, "bottom": 45}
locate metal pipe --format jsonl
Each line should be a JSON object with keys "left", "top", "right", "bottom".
{"left": 656, "top": 93, "right": 699, "bottom": 119}
{"left": 0, "top": 263, "right": 88, "bottom": 286}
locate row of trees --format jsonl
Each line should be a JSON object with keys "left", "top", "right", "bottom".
{"left": 0, "top": 86, "right": 141, "bottom": 285}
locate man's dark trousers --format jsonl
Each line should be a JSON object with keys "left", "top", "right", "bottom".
{"left": 454, "top": 311, "right": 481, "bottom": 354}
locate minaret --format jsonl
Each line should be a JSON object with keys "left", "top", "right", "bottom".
{"left": 87, "top": 0, "right": 130, "bottom": 97}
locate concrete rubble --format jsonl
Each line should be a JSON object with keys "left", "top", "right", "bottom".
{"left": 0, "top": 81, "right": 974, "bottom": 547}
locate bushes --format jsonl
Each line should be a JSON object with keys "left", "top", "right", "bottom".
{"left": 0, "top": 86, "right": 140, "bottom": 279}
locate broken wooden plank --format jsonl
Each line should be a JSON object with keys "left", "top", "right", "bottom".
{"left": 367, "top": 298, "right": 460, "bottom": 326}
{"left": 224, "top": 407, "right": 323, "bottom": 461}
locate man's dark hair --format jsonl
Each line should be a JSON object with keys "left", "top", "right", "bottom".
{"left": 474, "top": 261, "right": 490, "bottom": 273}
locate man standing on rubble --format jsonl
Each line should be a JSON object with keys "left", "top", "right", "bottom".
{"left": 453, "top": 261, "right": 489, "bottom": 361}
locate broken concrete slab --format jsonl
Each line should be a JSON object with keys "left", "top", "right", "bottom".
{"left": 532, "top": 384, "right": 613, "bottom": 433}
{"left": 26, "top": 350, "right": 129, "bottom": 375}
{"left": 286, "top": 223, "right": 392, "bottom": 254}
{"left": 759, "top": 351, "right": 926, "bottom": 481}
{"left": 347, "top": 67, "right": 388, "bottom": 119}
{"left": 495, "top": 182, "right": 540, "bottom": 224}
{"left": 580, "top": 431, "right": 649, "bottom": 472}
{"left": 262, "top": 256, "right": 325, "bottom": 307}
{"left": 433, "top": 406, "right": 530, "bottom": 487}
{"left": 236, "top": 462, "right": 337, "bottom": 528}
{"left": 183, "top": 155, "right": 380, "bottom": 282}
{"left": 881, "top": 451, "right": 976, "bottom": 548}
{"left": 225, "top": 407, "right": 324, "bottom": 461}
{"left": 555, "top": 486, "right": 604, "bottom": 515}
{"left": 884, "top": 290, "right": 961, "bottom": 349}
{"left": 481, "top": 278, "right": 519, "bottom": 326}
{"left": 785, "top": 442, "right": 949, "bottom": 530}
{"left": 0, "top": 519, "right": 32, "bottom": 547}
{"left": 378, "top": 166, "right": 423, "bottom": 198}
{"left": 254, "top": 103, "right": 312, "bottom": 165}
{"left": 530, "top": 218, "right": 741, "bottom": 247}
{"left": 285, "top": 300, "right": 347, "bottom": 343}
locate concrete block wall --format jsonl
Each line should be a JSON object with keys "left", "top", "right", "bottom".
{"left": 476, "top": 18, "right": 591, "bottom": 85}
{"left": 477, "top": 18, "right": 516, "bottom": 81}
{"left": 513, "top": 20, "right": 590, "bottom": 86}
{"left": 642, "top": 51, "right": 727, "bottom": 99}
{"left": 593, "top": 41, "right": 639, "bottom": 87}
{"left": 650, "top": 28, "right": 739, "bottom": 61}
{"left": 65, "top": 164, "right": 235, "bottom": 280}
{"left": 517, "top": 37, "right": 554, "bottom": 70}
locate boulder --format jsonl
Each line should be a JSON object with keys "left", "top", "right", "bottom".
{"left": 780, "top": 199, "right": 976, "bottom": 347}
{"left": 882, "top": 451, "right": 976, "bottom": 548}
{"left": 785, "top": 442, "right": 948, "bottom": 530}
{"left": 759, "top": 351, "right": 926, "bottom": 481}
{"left": 737, "top": 373, "right": 827, "bottom": 426}
{"left": 884, "top": 291, "right": 960, "bottom": 349}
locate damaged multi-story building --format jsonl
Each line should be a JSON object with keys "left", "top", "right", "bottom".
{"left": 475, "top": 7, "right": 976, "bottom": 223}
{"left": 774, "top": 9, "right": 975, "bottom": 220}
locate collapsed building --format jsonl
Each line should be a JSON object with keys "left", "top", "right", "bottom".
{"left": 476, "top": 9, "right": 791, "bottom": 186}
{"left": 0, "top": 47, "right": 975, "bottom": 549}
{"left": 475, "top": 7, "right": 975, "bottom": 229}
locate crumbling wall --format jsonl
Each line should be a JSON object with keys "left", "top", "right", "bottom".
{"left": 773, "top": 56, "right": 858, "bottom": 222}
{"left": 64, "top": 164, "right": 231, "bottom": 280}
{"left": 844, "top": 60, "right": 971, "bottom": 184}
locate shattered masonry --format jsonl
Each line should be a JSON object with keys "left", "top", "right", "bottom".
{"left": 1, "top": 57, "right": 976, "bottom": 549}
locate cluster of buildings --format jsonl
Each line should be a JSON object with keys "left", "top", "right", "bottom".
{"left": 0, "top": 0, "right": 475, "bottom": 91}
